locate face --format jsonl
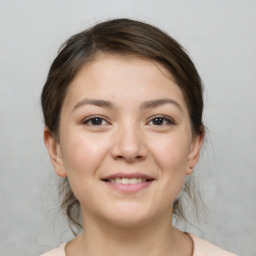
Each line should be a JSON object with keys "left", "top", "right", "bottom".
{"left": 45, "top": 54, "right": 202, "bottom": 227}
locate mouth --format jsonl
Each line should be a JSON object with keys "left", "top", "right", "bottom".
{"left": 102, "top": 177, "right": 153, "bottom": 184}
{"left": 101, "top": 173, "right": 155, "bottom": 193}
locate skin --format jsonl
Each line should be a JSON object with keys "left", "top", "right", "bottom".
{"left": 44, "top": 54, "right": 203, "bottom": 256}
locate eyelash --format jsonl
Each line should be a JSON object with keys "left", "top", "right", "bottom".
{"left": 82, "top": 116, "right": 175, "bottom": 126}
{"left": 147, "top": 116, "right": 175, "bottom": 126}
{"left": 82, "top": 116, "right": 109, "bottom": 126}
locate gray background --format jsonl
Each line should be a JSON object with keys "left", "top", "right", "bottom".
{"left": 0, "top": 1, "right": 255, "bottom": 255}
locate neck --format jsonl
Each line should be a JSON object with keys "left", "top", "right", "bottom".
{"left": 66, "top": 210, "right": 193, "bottom": 256}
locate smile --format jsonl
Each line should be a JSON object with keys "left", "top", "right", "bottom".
{"left": 107, "top": 177, "right": 148, "bottom": 184}
{"left": 102, "top": 173, "right": 154, "bottom": 193}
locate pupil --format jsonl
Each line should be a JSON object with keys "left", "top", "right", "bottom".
{"left": 154, "top": 118, "right": 163, "bottom": 125}
{"left": 92, "top": 118, "right": 102, "bottom": 125}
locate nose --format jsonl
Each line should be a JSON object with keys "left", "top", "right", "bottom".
{"left": 110, "top": 122, "right": 147, "bottom": 162}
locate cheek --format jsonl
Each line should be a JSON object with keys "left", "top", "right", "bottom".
{"left": 149, "top": 133, "right": 191, "bottom": 173}
{"left": 59, "top": 131, "right": 111, "bottom": 204}
{"left": 149, "top": 134, "right": 191, "bottom": 203}
{"left": 61, "top": 130, "right": 110, "bottom": 177}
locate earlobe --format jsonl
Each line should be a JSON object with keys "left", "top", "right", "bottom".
{"left": 44, "top": 128, "right": 67, "bottom": 178}
{"left": 186, "top": 133, "right": 204, "bottom": 175}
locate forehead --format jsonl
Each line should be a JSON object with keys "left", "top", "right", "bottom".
{"left": 63, "top": 53, "right": 187, "bottom": 111}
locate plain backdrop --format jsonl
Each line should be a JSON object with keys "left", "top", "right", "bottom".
{"left": 0, "top": 1, "right": 255, "bottom": 255}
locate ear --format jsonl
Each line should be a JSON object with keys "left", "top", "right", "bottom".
{"left": 44, "top": 128, "right": 67, "bottom": 178}
{"left": 186, "top": 133, "right": 204, "bottom": 175}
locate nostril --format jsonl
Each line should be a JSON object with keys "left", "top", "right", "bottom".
{"left": 114, "top": 154, "right": 145, "bottom": 162}
{"left": 114, "top": 155, "right": 125, "bottom": 160}
{"left": 110, "top": 133, "right": 147, "bottom": 162}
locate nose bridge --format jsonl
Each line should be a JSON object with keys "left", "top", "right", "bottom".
{"left": 111, "top": 119, "right": 146, "bottom": 161}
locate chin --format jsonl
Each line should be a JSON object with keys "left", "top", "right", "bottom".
{"left": 101, "top": 203, "right": 157, "bottom": 228}
{"left": 107, "top": 214, "right": 151, "bottom": 228}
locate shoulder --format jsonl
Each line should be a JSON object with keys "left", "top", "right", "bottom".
{"left": 40, "top": 243, "right": 67, "bottom": 256}
{"left": 189, "top": 233, "right": 237, "bottom": 256}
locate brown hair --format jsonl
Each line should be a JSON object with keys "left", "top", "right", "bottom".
{"left": 41, "top": 18, "right": 204, "bottom": 233}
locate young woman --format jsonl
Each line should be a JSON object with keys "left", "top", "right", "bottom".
{"left": 41, "top": 18, "right": 237, "bottom": 256}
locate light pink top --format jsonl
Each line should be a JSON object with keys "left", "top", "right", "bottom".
{"left": 40, "top": 233, "right": 237, "bottom": 256}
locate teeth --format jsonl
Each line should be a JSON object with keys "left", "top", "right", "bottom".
{"left": 108, "top": 178, "right": 147, "bottom": 184}
{"left": 116, "top": 178, "right": 122, "bottom": 184}
{"left": 130, "top": 178, "right": 137, "bottom": 184}
{"left": 122, "top": 178, "right": 129, "bottom": 184}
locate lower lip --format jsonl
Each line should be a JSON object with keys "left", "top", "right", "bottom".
{"left": 103, "top": 180, "right": 154, "bottom": 193}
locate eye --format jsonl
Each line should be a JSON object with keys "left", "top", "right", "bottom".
{"left": 82, "top": 116, "right": 109, "bottom": 126}
{"left": 147, "top": 116, "right": 175, "bottom": 126}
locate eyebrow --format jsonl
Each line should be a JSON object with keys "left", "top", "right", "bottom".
{"left": 73, "top": 98, "right": 183, "bottom": 112}
{"left": 141, "top": 98, "right": 183, "bottom": 112}
{"left": 73, "top": 98, "right": 114, "bottom": 111}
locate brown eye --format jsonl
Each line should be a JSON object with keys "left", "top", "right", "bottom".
{"left": 83, "top": 117, "right": 108, "bottom": 126}
{"left": 91, "top": 118, "right": 103, "bottom": 125}
{"left": 148, "top": 116, "right": 175, "bottom": 126}
{"left": 152, "top": 118, "right": 164, "bottom": 125}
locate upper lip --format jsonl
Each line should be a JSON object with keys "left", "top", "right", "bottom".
{"left": 102, "top": 172, "right": 155, "bottom": 180}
